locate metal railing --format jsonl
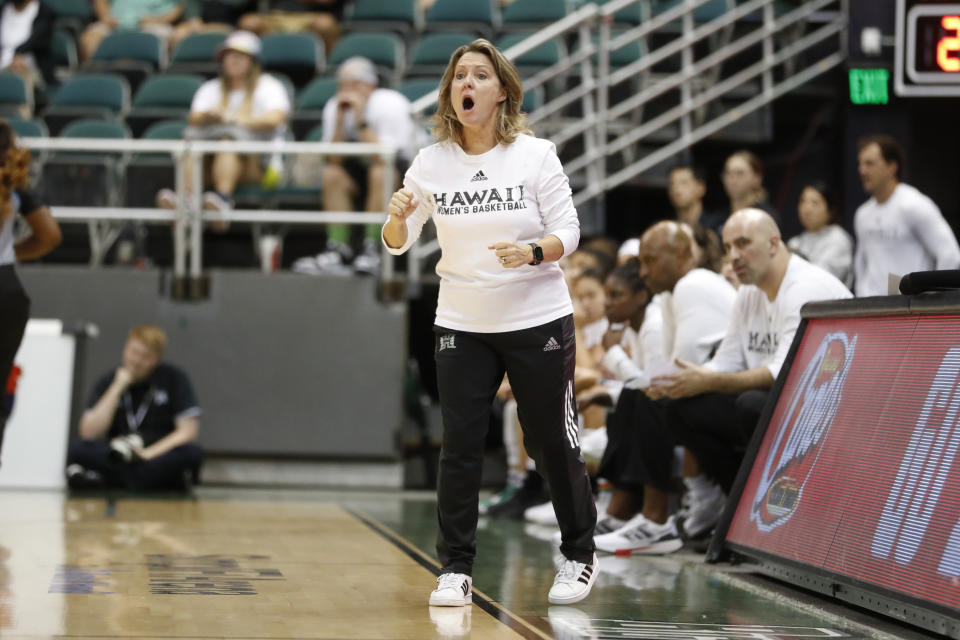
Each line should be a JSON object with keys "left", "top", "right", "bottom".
{"left": 24, "top": 0, "right": 847, "bottom": 298}
{"left": 403, "top": 0, "right": 847, "bottom": 281}
{"left": 23, "top": 137, "right": 396, "bottom": 286}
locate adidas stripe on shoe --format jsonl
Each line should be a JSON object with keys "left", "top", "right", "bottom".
{"left": 547, "top": 554, "right": 600, "bottom": 604}
{"left": 548, "top": 553, "right": 599, "bottom": 605}
{"left": 429, "top": 573, "right": 472, "bottom": 606}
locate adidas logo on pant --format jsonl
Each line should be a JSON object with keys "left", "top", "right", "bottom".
{"left": 543, "top": 337, "right": 561, "bottom": 351}
{"left": 470, "top": 170, "right": 488, "bottom": 182}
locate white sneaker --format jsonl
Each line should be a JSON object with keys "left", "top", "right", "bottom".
{"left": 551, "top": 513, "right": 625, "bottom": 546}
{"left": 524, "top": 501, "right": 558, "bottom": 525}
{"left": 594, "top": 514, "right": 682, "bottom": 556}
{"left": 580, "top": 426, "right": 607, "bottom": 462}
{"left": 548, "top": 553, "right": 599, "bottom": 605}
{"left": 681, "top": 484, "right": 726, "bottom": 539}
{"left": 202, "top": 191, "right": 231, "bottom": 232}
{"left": 352, "top": 239, "right": 381, "bottom": 275}
{"left": 429, "top": 573, "right": 472, "bottom": 606}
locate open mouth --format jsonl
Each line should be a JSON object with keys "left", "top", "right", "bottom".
{"left": 462, "top": 97, "right": 475, "bottom": 111}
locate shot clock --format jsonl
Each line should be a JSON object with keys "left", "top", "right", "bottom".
{"left": 896, "top": 0, "right": 960, "bottom": 95}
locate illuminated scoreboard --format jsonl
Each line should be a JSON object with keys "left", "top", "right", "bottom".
{"left": 896, "top": 0, "right": 960, "bottom": 95}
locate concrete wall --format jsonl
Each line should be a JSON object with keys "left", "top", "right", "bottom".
{"left": 17, "top": 266, "right": 407, "bottom": 459}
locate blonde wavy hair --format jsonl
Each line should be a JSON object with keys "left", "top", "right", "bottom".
{"left": 218, "top": 55, "right": 262, "bottom": 121}
{"left": 432, "top": 39, "right": 532, "bottom": 147}
{"left": 0, "top": 120, "right": 31, "bottom": 224}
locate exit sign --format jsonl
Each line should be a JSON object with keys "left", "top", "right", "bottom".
{"left": 849, "top": 68, "right": 890, "bottom": 104}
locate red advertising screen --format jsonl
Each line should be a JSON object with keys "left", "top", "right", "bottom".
{"left": 724, "top": 314, "right": 960, "bottom": 615}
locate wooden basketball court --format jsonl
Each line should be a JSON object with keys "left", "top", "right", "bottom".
{"left": 0, "top": 488, "right": 939, "bottom": 639}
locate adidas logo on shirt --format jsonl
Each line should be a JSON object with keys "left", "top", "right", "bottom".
{"left": 470, "top": 170, "right": 488, "bottom": 182}
{"left": 543, "top": 337, "right": 561, "bottom": 352}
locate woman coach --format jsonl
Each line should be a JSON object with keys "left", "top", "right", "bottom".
{"left": 382, "top": 39, "right": 599, "bottom": 607}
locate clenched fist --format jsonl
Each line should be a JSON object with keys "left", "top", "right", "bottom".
{"left": 388, "top": 188, "right": 418, "bottom": 222}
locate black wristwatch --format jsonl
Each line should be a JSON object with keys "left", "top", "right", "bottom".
{"left": 528, "top": 242, "right": 544, "bottom": 266}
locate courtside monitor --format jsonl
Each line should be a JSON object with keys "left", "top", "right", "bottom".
{"left": 709, "top": 294, "right": 960, "bottom": 639}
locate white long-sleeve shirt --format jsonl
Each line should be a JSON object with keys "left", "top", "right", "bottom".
{"left": 601, "top": 294, "right": 664, "bottom": 389}
{"left": 659, "top": 268, "right": 737, "bottom": 365}
{"left": 383, "top": 134, "right": 580, "bottom": 333}
{"left": 787, "top": 224, "right": 854, "bottom": 288}
{"left": 853, "top": 183, "right": 960, "bottom": 297}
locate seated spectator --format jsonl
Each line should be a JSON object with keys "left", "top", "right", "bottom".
{"left": 652, "top": 209, "right": 851, "bottom": 540}
{"left": 157, "top": 31, "right": 290, "bottom": 230}
{"left": 787, "top": 182, "right": 853, "bottom": 287}
{"left": 588, "top": 222, "right": 736, "bottom": 555}
{"left": 170, "top": 0, "right": 255, "bottom": 52}
{"left": 722, "top": 150, "right": 780, "bottom": 226}
{"left": 65, "top": 325, "right": 203, "bottom": 492}
{"left": 239, "top": 0, "right": 345, "bottom": 54}
{"left": 0, "top": 0, "right": 54, "bottom": 112}
{"left": 573, "top": 269, "right": 610, "bottom": 366}
{"left": 81, "top": 0, "right": 186, "bottom": 62}
{"left": 309, "top": 56, "right": 416, "bottom": 274}
{"left": 669, "top": 163, "right": 725, "bottom": 235}
{"left": 576, "top": 261, "right": 661, "bottom": 530}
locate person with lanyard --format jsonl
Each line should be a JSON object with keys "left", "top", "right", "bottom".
{"left": 0, "top": 118, "right": 61, "bottom": 466}
{"left": 65, "top": 324, "right": 203, "bottom": 492}
{"left": 384, "top": 39, "right": 598, "bottom": 607}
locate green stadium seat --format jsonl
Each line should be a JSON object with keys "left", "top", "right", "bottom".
{"left": 42, "top": 118, "right": 131, "bottom": 208}
{"left": 408, "top": 32, "right": 474, "bottom": 77}
{"left": 52, "top": 29, "right": 77, "bottom": 71}
{"left": 89, "top": 31, "right": 166, "bottom": 92}
{"left": 0, "top": 72, "right": 31, "bottom": 117}
{"left": 42, "top": 0, "right": 93, "bottom": 37}
{"left": 521, "top": 85, "right": 545, "bottom": 113}
{"left": 328, "top": 33, "right": 404, "bottom": 86}
{"left": 261, "top": 32, "right": 324, "bottom": 88}
{"left": 426, "top": 0, "right": 499, "bottom": 38}
{"left": 43, "top": 73, "right": 130, "bottom": 135}
{"left": 169, "top": 32, "right": 226, "bottom": 76}
{"left": 126, "top": 74, "right": 203, "bottom": 137}
{"left": 501, "top": 0, "right": 569, "bottom": 30}
{"left": 399, "top": 78, "right": 439, "bottom": 115}
{"left": 292, "top": 76, "right": 337, "bottom": 140}
{"left": 344, "top": 0, "right": 422, "bottom": 36}
{"left": 497, "top": 33, "right": 566, "bottom": 73}
{"left": 125, "top": 119, "right": 188, "bottom": 208}
{"left": 598, "top": 0, "right": 643, "bottom": 26}
{"left": 6, "top": 117, "right": 48, "bottom": 138}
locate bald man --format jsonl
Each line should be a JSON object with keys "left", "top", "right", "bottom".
{"left": 651, "top": 208, "right": 851, "bottom": 539}
{"left": 591, "top": 222, "right": 735, "bottom": 556}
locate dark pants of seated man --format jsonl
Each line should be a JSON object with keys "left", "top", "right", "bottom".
{"left": 662, "top": 390, "right": 769, "bottom": 493}
{"left": 67, "top": 439, "right": 203, "bottom": 491}
{"left": 597, "top": 388, "right": 674, "bottom": 493}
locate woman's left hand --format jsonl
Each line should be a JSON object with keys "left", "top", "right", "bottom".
{"left": 489, "top": 242, "right": 533, "bottom": 269}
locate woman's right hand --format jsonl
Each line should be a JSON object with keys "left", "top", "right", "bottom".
{"left": 388, "top": 188, "right": 417, "bottom": 222}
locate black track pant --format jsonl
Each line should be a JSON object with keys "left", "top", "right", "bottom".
{"left": 67, "top": 439, "right": 204, "bottom": 491}
{"left": 597, "top": 388, "right": 674, "bottom": 492}
{"left": 662, "top": 390, "right": 768, "bottom": 493}
{"left": 0, "top": 265, "right": 30, "bottom": 464}
{"left": 434, "top": 314, "right": 596, "bottom": 574}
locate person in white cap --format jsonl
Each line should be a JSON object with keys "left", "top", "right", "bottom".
{"left": 157, "top": 30, "right": 290, "bottom": 229}
{"left": 308, "top": 56, "right": 417, "bottom": 275}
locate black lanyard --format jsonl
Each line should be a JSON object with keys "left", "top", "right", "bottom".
{"left": 123, "top": 387, "right": 155, "bottom": 433}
